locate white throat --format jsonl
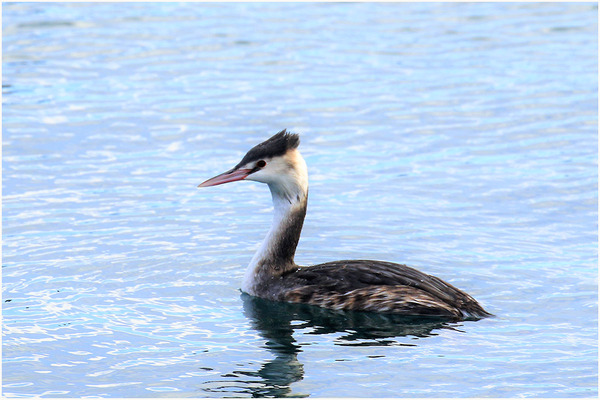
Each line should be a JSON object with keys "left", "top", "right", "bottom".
{"left": 241, "top": 150, "right": 308, "bottom": 295}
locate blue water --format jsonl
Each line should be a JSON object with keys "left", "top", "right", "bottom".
{"left": 2, "top": 2, "right": 597, "bottom": 397}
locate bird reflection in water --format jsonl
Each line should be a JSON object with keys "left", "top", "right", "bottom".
{"left": 202, "top": 293, "right": 463, "bottom": 397}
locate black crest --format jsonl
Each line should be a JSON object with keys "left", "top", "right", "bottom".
{"left": 236, "top": 129, "right": 300, "bottom": 168}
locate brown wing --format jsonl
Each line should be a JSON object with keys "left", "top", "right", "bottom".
{"left": 284, "top": 285, "right": 461, "bottom": 317}
{"left": 281, "top": 260, "right": 490, "bottom": 318}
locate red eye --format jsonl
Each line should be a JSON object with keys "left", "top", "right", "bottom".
{"left": 256, "top": 160, "right": 266, "bottom": 168}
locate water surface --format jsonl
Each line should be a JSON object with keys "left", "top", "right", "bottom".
{"left": 2, "top": 2, "right": 598, "bottom": 397}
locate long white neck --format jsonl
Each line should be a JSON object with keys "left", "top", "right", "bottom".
{"left": 241, "top": 150, "right": 308, "bottom": 296}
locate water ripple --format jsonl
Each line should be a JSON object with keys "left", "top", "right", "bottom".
{"left": 3, "top": 2, "right": 597, "bottom": 398}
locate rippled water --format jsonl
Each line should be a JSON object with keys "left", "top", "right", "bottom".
{"left": 2, "top": 2, "right": 598, "bottom": 397}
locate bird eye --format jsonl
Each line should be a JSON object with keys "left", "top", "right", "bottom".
{"left": 256, "top": 160, "right": 266, "bottom": 168}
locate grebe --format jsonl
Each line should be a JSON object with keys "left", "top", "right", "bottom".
{"left": 199, "top": 130, "right": 491, "bottom": 320}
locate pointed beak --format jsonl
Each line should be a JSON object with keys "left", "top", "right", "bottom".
{"left": 198, "top": 168, "right": 253, "bottom": 188}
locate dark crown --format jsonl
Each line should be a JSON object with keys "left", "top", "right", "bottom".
{"left": 236, "top": 129, "right": 300, "bottom": 168}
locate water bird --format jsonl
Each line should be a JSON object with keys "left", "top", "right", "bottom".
{"left": 199, "top": 130, "right": 491, "bottom": 320}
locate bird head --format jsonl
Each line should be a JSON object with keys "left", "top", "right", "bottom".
{"left": 199, "top": 129, "right": 308, "bottom": 202}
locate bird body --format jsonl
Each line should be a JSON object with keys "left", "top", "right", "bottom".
{"left": 199, "top": 130, "right": 490, "bottom": 320}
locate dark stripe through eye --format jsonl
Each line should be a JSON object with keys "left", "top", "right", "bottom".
{"left": 249, "top": 159, "right": 267, "bottom": 175}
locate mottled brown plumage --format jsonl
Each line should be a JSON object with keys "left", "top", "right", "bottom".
{"left": 280, "top": 261, "right": 488, "bottom": 318}
{"left": 199, "top": 130, "right": 491, "bottom": 320}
